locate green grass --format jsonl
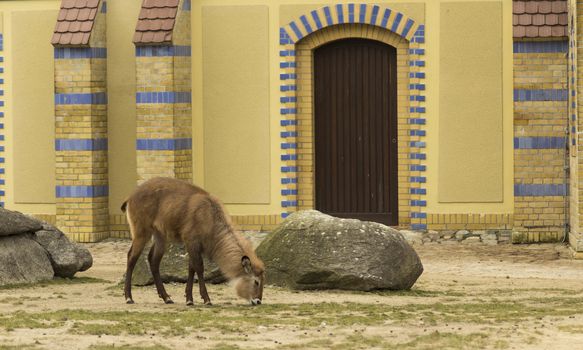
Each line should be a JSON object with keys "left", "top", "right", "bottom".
{"left": 89, "top": 345, "right": 171, "bottom": 350}
{"left": 2, "top": 294, "right": 583, "bottom": 336}
{"left": 0, "top": 277, "right": 108, "bottom": 291}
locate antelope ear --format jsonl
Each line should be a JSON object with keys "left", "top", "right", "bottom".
{"left": 241, "top": 256, "right": 252, "bottom": 274}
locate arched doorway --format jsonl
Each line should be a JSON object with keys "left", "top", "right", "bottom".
{"left": 313, "top": 38, "right": 398, "bottom": 225}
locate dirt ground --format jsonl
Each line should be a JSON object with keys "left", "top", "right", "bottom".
{"left": 2, "top": 240, "right": 583, "bottom": 349}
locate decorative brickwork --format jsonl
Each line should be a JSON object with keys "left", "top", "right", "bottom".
{"left": 513, "top": 39, "right": 569, "bottom": 243}
{"left": 427, "top": 214, "right": 514, "bottom": 231}
{"left": 279, "top": 4, "right": 425, "bottom": 230}
{"left": 572, "top": 0, "right": 583, "bottom": 251}
{"left": 53, "top": 0, "right": 109, "bottom": 242}
{"left": 135, "top": 0, "right": 191, "bottom": 184}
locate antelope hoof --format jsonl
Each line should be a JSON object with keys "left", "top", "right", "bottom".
{"left": 186, "top": 300, "right": 194, "bottom": 306}
{"left": 164, "top": 298, "right": 174, "bottom": 304}
{"left": 126, "top": 298, "right": 135, "bottom": 304}
{"left": 203, "top": 300, "right": 212, "bottom": 306}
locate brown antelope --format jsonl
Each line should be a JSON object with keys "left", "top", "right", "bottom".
{"left": 122, "top": 177, "right": 265, "bottom": 306}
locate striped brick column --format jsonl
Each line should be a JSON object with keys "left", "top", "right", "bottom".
{"left": 52, "top": 0, "right": 109, "bottom": 242}
{"left": 513, "top": 40, "right": 569, "bottom": 243}
{"left": 134, "top": 0, "right": 191, "bottom": 183}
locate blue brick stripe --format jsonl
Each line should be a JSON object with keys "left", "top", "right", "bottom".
{"left": 135, "top": 46, "right": 191, "bottom": 57}
{"left": 409, "top": 60, "right": 425, "bottom": 67}
{"left": 300, "top": 15, "right": 313, "bottom": 34}
{"left": 409, "top": 118, "right": 426, "bottom": 125}
{"left": 410, "top": 188, "right": 427, "bottom": 195}
{"left": 513, "top": 41, "right": 568, "bottom": 53}
{"left": 182, "top": 0, "right": 190, "bottom": 11}
{"left": 514, "top": 137, "right": 566, "bottom": 149}
{"left": 55, "top": 92, "right": 107, "bottom": 105}
{"left": 136, "top": 92, "right": 191, "bottom": 104}
{"left": 281, "top": 178, "right": 298, "bottom": 184}
{"left": 101, "top": 0, "right": 107, "bottom": 13}
{"left": 282, "top": 200, "right": 298, "bottom": 208}
{"left": 280, "top": 28, "right": 293, "bottom": 45}
{"left": 56, "top": 185, "right": 108, "bottom": 198}
{"left": 370, "top": 5, "right": 380, "bottom": 25}
{"left": 411, "top": 212, "right": 427, "bottom": 219}
{"left": 514, "top": 184, "right": 568, "bottom": 197}
{"left": 136, "top": 138, "right": 192, "bottom": 151}
{"left": 401, "top": 18, "right": 415, "bottom": 38}
{"left": 410, "top": 164, "right": 426, "bottom": 171}
{"left": 513, "top": 89, "right": 568, "bottom": 101}
{"left": 281, "top": 189, "right": 298, "bottom": 196}
{"left": 411, "top": 224, "right": 427, "bottom": 230}
{"left": 411, "top": 200, "right": 427, "bottom": 207}
{"left": 55, "top": 138, "right": 108, "bottom": 151}
{"left": 54, "top": 47, "right": 107, "bottom": 59}
{"left": 311, "top": 10, "right": 323, "bottom": 30}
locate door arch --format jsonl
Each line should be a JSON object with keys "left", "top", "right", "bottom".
{"left": 314, "top": 38, "right": 398, "bottom": 225}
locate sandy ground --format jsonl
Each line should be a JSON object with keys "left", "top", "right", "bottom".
{"left": 1, "top": 240, "right": 583, "bottom": 349}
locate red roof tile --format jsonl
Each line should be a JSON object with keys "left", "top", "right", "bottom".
{"left": 134, "top": 0, "right": 179, "bottom": 45}
{"left": 52, "top": 0, "right": 101, "bottom": 46}
{"left": 513, "top": 0, "right": 568, "bottom": 38}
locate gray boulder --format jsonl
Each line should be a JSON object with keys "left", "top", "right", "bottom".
{"left": 131, "top": 242, "right": 225, "bottom": 286}
{"left": 0, "top": 234, "right": 54, "bottom": 285}
{"left": 0, "top": 207, "right": 43, "bottom": 237}
{"left": 32, "top": 224, "right": 93, "bottom": 278}
{"left": 256, "top": 210, "right": 424, "bottom": 291}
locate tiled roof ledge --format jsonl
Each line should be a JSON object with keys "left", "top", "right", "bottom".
{"left": 52, "top": 0, "right": 105, "bottom": 47}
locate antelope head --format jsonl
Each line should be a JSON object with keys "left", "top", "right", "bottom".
{"left": 234, "top": 256, "right": 265, "bottom": 306}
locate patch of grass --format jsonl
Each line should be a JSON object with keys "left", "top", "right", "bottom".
{"left": 397, "top": 331, "right": 490, "bottom": 350}
{"left": 0, "top": 277, "right": 108, "bottom": 291}
{"left": 3, "top": 295, "right": 583, "bottom": 337}
{"left": 558, "top": 325, "right": 583, "bottom": 334}
{"left": 211, "top": 344, "right": 242, "bottom": 350}
{"left": 89, "top": 345, "right": 171, "bottom": 350}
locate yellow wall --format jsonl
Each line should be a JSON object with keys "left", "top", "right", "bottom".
{"left": 0, "top": 0, "right": 514, "bottom": 221}
{"left": 438, "top": 1, "right": 503, "bottom": 203}
{"left": 107, "top": 0, "right": 141, "bottom": 214}
{"left": 0, "top": 1, "right": 60, "bottom": 215}
{"left": 201, "top": 5, "right": 271, "bottom": 204}
{"left": 12, "top": 9, "right": 57, "bottom": 205}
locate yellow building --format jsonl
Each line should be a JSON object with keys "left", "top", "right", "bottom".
{"left": 0, "top": 0, "right": 581, "bottom": 252}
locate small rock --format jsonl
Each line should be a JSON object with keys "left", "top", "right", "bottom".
{"left": 455, "top": 230, "right": 470, "bottom": 241}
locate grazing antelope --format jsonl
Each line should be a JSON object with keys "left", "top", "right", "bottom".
{"left": 122, "top": 177, "right": 265, "bottom": 306}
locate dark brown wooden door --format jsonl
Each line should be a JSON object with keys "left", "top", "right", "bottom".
{"left": 314, "top": 38, "right": 398, "bottom": 226}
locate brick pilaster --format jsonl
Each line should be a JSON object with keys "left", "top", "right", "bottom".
{"left": 134, "top": 0, "right": 192, "bottom": 183}
{"left": 52, "top": 0, "right": 109, "bottom": 242}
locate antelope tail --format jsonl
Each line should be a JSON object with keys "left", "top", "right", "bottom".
{"left": 121, "top": 200, "right": 128, "bottom": 213}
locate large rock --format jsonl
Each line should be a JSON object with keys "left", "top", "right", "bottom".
{"left": 131, "top": 243, "right": 225, "bottom": 286}
{"left": 256, "top": 210, "right": 423, "bottom": 291}
{"left": 0, "top": 207, "right": 43, "bottom": 237}
{"left": 32, "top": 224, "right": 93, "bottom": 278}
{"left": 0, "top": 234, "right": 54, "bottom": 285}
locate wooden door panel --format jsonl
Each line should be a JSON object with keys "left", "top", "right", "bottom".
{"left": 314, "top": 38, "right": 398, "bottom": 226}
